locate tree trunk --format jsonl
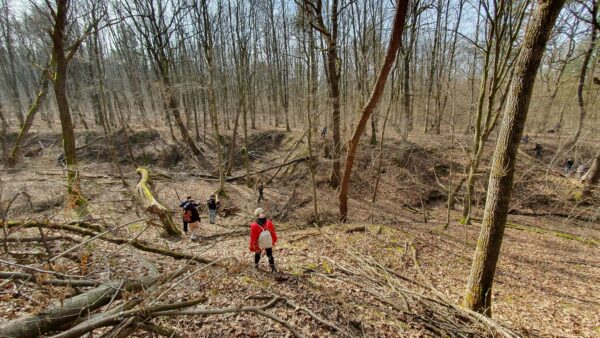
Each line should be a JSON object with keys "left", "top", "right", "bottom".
{"left": 582, "top": 150, "right": 600, "bottom": 195}
{"left": 339, "top": 0, "right": 409, "bottom": 222}
{"left": 2, "top": 1, "right": 25, "bottom": 126}
{"left": 135, "top": 168, "right": 182, "bottom": 236}
{"left": 464, "top": 0, "right": 565, "bottom": 316}
{"left": 0, "top": 279, "right": 149, "bottom": 338}
{"left": 0, "top": 102, "right": 7, "bottom": 162}
{"left": 570, "top": 0, "right": 597, "bottom": 146}
{"left": 8, "top": 69, "right": 50, "bottom": 166}
{"left": 50, "top": 0, "right": 86, "bottom": 213}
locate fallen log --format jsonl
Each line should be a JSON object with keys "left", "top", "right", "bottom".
{"left": 0, "top": 271, "right": 98, "bottom": 287}
{"left": 0, "top": 279, "right": 148, "bottom": 338}
{"left": 226, "top": 156, "right": 311, "bottom": 182}
{"left": 4, "top": 221, "right": 212, "bottom": 264}
{"left": 0, "top": 236, "right": 76, "bottom": 243}
{"left": 135, "top": 168, "right": 181, "bottom": 236}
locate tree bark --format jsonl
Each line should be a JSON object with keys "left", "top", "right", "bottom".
{"left": 582, "top": 150, "right": 600, "bottom": 195}
{"left": 135, "top": 168, "right": 182, "bottom": 236}
{"left": 339, "top": 0, "right": 409, "bottom": 222}
{"left": 464, "top": 0, "right": 565, "bottom": 316}
{"left": 49, "top": 0, "right": 87, "bottom": 213}
{"left": 0, "top": 279, "right": 149, "bottom": 338}
{"left": 7, "top": 72, "right": 49, "bottom": 166}
{"left": 570, "top": 0, "right": 597, "bottom": 146}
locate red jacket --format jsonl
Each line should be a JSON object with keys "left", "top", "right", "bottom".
{"left": 249, "top": 219, "right": 277, "bottom": 252}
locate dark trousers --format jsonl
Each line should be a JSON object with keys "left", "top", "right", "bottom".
{"left": 254, "top": 248, "right": 275, "bottom": 269}
{"left": 182, "top": 220, "right": 188, "bottom": 233}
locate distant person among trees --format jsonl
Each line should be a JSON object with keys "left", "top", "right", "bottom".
{"left": 321, "top": 126, "right": 327, "bottom": 139}
{"left": 563, "top": 159, "right": 574, "bottom": 175}
{"left": 184, "top": 199, "right": 201, "bottom": 241}
{"left": 179, "top": 195, "right": 193, "bottom": 233}
{"left": 534, "top": 144, "right": 543, "bottom": 159}
{"left": 249, "top": 212, "right": 278, "bottom": 272}
{"left": 257, "top": 180, "right": 264, "bottom": 203}
{"left": 207, "top": 194, "right": 219, "bottom": 224}
{"left": 522, "top": 135, "right": 530, "bottom": 144}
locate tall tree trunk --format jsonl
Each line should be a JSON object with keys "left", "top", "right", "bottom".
{"left": 2, "top": 1, "right": 25, "bottom": 126}
{"left": 50, "top": 0, "right": 87, "bottom": 213}
{"left": 464, "top": 0, "right": 565, "bottom": 316}
{"left": 570, "top": 0, "right": 597, "bottom": 146}
{"left": 0, "top": 102, "right": 7, "bottom": 162}
{"left": 8, "top": 69, "right": 50, "bottom": 166}
{"left": 339, "top": 0, "right": 408, "bottom": 222}
{"left": 301, "top": 0, "right": 342, "bottom": 188}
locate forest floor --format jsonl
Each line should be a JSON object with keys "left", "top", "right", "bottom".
{"left": 0, "top": 125, "right": 599, "bottom": 337}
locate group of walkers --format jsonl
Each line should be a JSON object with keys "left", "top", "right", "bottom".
{"left": 179, "top": 194, "right": 220, "bottom": 241}
{"left": 178, "top": 192, "right": 278, "bottom": 273}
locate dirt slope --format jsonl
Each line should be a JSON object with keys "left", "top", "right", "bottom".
{"left": 1, "top": 127, "right": 599, "bottom": 337}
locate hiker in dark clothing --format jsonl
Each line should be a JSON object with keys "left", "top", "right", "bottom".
{"left": 534, "top": 144, "right": 543, "bottom": 159}
{"left": 257, "top": 181, "right": 264, "bottom": 204}
{"left": 321, "top": 127, "right": 327, "bottom": 139}
{"left": 179, "top": 196, "right": 193, "bottom": 233}
{"left": 57, "top": 154, "right": 66, "bottom": 167}
{"left": 184, "top": 200, "right": 201, "bottom": 240}
{"left": 207, "top": 194, "right": 219, "bottom": 224}
{"left": 563, "top": 159, "right": 575, "bottom": 175}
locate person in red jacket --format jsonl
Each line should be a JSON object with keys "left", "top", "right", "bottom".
{"left": 249, "top": 213, "right": 278, "bottom": 272}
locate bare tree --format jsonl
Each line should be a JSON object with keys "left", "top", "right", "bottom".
{"left": 46, "top": 0, "right": 98, "bottom": 212}
{"left": 464, "top": 0, "right": 565, "bottom": 316}
{"left": 570, "top": 0, "right": 597, "bottom": 146}
{"left": 339, "top": 0, "right": 409, "bottom": 222}
{"left": 1, "top": 0, "right": 25, "bottom": 125}
{"left": 300, "top": 0, "right": 343, "bottom": 188}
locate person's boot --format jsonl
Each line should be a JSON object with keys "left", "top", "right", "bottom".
{"left": 269, "top": 257, "right": 276, "bottom": 273}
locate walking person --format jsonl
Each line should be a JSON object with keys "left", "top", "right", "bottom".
{"left": 563, "top": 159, "right": 575, "bottom": 175}
{"left": 179, "top": 195, "right": 193, "bottom": 233}
{"left": 207, "top": 194, "right": 219, "bottom": 224}
{"left": 534, "top": 144, "right": 543, "bottom": 159}
{"left": 257, "top": 181, "right": 264, "bottom": 204}
{"left": 320, "top": 126, "right": 327, "bottom": 139}
{"left": 249, "top": 212, "right": 278, "bottom": 272}
{"left": 184, "top": 199, "right": 201, "bottom": 241}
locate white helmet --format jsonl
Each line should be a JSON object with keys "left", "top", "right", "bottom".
{"left": 254, "top": 207, "right": 264, "bottom": 217}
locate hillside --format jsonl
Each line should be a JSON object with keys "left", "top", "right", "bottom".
{"left": 1, "top": 126, "right": 598, "bottom": 337}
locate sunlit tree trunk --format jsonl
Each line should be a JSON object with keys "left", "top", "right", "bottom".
{"left": 464, "top": 0, "right": 565, "bottom": 316}
{"left": 339, "top": 0, "right": 408, "bottom": 222}
{"left": 570, "top": 0, "right": 597, "bottom": 146}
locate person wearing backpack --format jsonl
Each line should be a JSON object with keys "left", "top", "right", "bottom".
{"left": 184, "top": 199, "right": 201, "bottom": 241}
{"left": 249, "top": 213, "right": 278, "bottom": 272}
{"left": 179, "top": 196, "right": 193, "bottom": 233}
{"left": 207, "top": 194, "right": 219, "bottom": 224}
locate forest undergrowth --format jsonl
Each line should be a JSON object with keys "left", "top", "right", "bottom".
{"left": 1, "top": 127, "right": 599, "bottom": 337}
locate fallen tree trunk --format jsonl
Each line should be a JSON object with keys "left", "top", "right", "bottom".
{"left": 0, "top": 271, "right": 98, "bottom": 287}
{"left": 0, "top": 236, "right": 76, "bottom": 243}
{"left": 226, "top": 156, "right": 311, "bottom": 182}
{"left": 4, "top": 221, "right": 211, "bottom": 264}
{"left": 0, "top": 279, "right": 147, "bottom": 338}
{"left": 135, "top": 168, "right": 181, "bottom": 236}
